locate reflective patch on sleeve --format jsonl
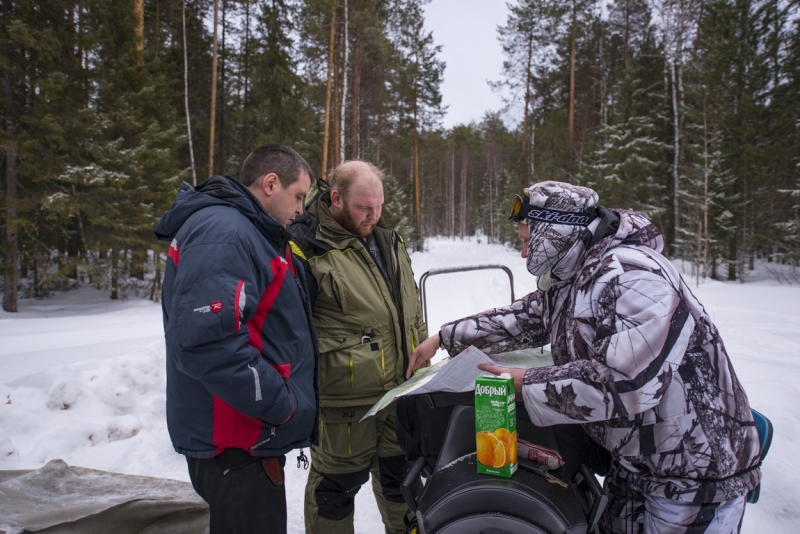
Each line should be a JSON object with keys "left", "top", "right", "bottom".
{"left": 248, "top": 364, "right": 263, "bottom": 402}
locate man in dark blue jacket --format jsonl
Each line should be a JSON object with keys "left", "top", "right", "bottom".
{"left": 154, "top": 144, "right": 319, "bottom": 534}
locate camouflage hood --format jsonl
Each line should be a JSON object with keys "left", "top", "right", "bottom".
{"left": 551, "top": 209, "right": 664, "bottom": 283}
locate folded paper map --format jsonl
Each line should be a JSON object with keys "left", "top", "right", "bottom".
{"left": 362, "top": 346, "right": 552, "bottom": 421}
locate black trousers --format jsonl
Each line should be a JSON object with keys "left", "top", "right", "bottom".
{"left": 551, "top": 423, "right": 612, "bottom": 480}
{"left": 186, "top": 448, "right": 287, "bottom": 534}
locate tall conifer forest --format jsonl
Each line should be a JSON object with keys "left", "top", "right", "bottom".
{"left": 1, "top": 0, "right": 799, "bottom": 310}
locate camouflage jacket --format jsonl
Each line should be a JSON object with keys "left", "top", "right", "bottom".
{"left": 440, "top": 210, "right": 761, "bottom": 503}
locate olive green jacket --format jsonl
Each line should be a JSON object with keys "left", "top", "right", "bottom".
{"left": 288, "top": 180, "right": 428, "bottom": 408}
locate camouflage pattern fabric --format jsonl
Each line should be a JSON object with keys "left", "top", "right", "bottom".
{"left": 603, "top": 463, "right": 746, "bottom": 533}
{"left": 440, "top": 208, "right": 761, "bottom": 505}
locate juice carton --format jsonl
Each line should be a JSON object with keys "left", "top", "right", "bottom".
{"left": 475, "top": 373, "right": 517, "bottom": 478}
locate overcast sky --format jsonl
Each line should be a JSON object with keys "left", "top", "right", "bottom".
{"left": 423, "top": 0, "right": 511, "bottom": 129}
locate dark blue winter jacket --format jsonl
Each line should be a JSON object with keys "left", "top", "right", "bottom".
{"left": 154, "top": 175, "right": 319, "bottom": 458}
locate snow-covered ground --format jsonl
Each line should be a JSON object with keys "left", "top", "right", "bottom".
{"left": 1, "top": 237, "right": 798, "bottom": 533}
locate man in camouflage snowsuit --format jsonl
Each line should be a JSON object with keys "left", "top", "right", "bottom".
{"left": 408, "top": 181, "right": 762, "bottom": 533}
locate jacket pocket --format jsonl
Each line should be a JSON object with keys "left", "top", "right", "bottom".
{"left": 254, "top": 377, "right": 315, "bottom": 452}
{"left": 318, "top": 335, "right": 385, "bottom": 398}
{"left": 319, "top": 406, "right": 376, "bottom": 459}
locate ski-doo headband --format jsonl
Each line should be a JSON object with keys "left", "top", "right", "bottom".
{"left": 509, "top": 193, "right": 598, "bottom": 226}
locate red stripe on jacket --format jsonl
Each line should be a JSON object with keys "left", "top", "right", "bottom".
{"left": 285, "top": 244, "right": 296, "bottom": 277}
{"left": 212, "top": 396, "right": 262, "bottom": 455}
{"left": 246, "top": 256, "right": 288, "bottom": 351}
{"left": 234, "top": 280, "right": 245, "bottom": 332}
{"left": 168, "top": 239, "right": 180, "bottom": 266}
{"left": 271, "top": 363, "right": 291, "bottom": 378}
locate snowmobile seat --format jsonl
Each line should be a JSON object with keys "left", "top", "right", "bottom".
{"left": 746, "top": 408, "right": 773, "bottom": 504}
{"left": 396, "top": 391, "right": 476, "bottom": 475}
{"left": 401, "top": 404, "right": 607, "bottom": 534}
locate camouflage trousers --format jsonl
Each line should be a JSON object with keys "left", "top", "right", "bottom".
{"left": 304, "top": 404, "right": 412, "bottom": 534}
{"left": 602, "top": 472, "right": 746, "bottom": 534}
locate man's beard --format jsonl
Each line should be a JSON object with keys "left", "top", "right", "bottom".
{"left": 336, "top": 203, "right": 376, "bottom": 238}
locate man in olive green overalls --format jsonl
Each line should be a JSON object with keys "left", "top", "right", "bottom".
{"left": 288, "top": 160, "right": 427, "bottom": 534}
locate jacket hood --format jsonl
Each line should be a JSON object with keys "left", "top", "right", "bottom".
{"left": 551, "top": 209, "right": 664, "bottom": 281}
{"left": 154, "top": 175, "right": 290, "bottom": 245}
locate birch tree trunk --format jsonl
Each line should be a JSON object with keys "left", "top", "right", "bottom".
{"left": 182, "top": 0, "right": 197, "bottom": 185}
{"left": 702, "top": 108, "right": 709, "bottom": 283}
{"left": 521, "top": 32, "right": 533, "bottom": 180}
{"left": 351, "top": 33, "right": 360, "bottom": 159}
{"left": 413, "top": 94, "right": 421, "bottom": 235}
{"left": 208, "top": 0, "right": 220, "bottom": 178}
{"left": 670, "top": 57, "right": 681, "bottom": 250}
{"left": 321, "top": 4, "right": 336, "bottom": 179}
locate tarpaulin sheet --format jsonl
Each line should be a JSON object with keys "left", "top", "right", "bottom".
{"left": 0, "top": 459, "right": 208, "bottom": 533}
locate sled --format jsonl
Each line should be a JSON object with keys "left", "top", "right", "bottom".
{"left": 0, "top": 459, "right": 208, "bottom": 534}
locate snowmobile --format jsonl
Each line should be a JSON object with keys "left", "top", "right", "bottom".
{"left": 395, "top": 390, "right": 773, "bottom": 534}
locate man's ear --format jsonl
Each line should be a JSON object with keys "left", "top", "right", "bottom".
{"left": 261, "top": 173, "right": 280, "bottom": 197}
{"left": 330, "top": 189, "right": 343, "bottom": 209}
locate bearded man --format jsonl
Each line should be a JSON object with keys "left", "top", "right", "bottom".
{"left": 288, "top": 160, "right": 427, "bottom": 534}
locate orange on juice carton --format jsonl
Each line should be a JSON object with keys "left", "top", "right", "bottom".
{"left": 475, "top": 373, "right": 517, "bottom": 478}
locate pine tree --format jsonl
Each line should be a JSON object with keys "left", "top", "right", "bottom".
{"left": 395, "top": 0, "right": 444, "bottom": 249}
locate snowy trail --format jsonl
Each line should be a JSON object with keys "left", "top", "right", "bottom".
{"left": 1, "top": 238, "right": 798, "bottom": 532}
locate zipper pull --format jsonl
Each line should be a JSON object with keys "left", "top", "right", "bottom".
{"left": 250, "top": 426, "right": 276, "bottom": 450}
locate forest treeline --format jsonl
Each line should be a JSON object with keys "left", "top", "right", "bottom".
{"left": 1, "top": 0, "right": 799, "bottom": 311}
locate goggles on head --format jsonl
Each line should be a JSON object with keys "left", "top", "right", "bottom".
{"left": 509, "top": 193, "right": 598, "bottom": 226}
